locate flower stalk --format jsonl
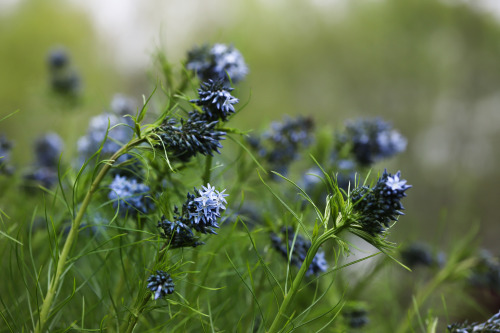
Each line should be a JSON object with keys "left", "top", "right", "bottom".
{"left": 35, "top": 137, "right": 146, "bottom": 333}
{"left": 267, "top": 224, "right": 345, "bottom": 333}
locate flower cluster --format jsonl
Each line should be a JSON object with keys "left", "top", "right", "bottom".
{"left": 155, "top": 113, "right": 226, "bottom": 162}
{"left": 271, "top": 227, "right": 328, "bottom": 276}
{"left": 147, "top": 270, "right": 175, "bottom": 300}
{"left": 0, "top": 134, "right": 13, "bottom": 175}
{"left": 77, "top": 95, "right": 135, "bottom": 164}
{"left": 108, "top": 175, "right": 154, "bottom": 216}
{"left": 190, "top": 79, "right": 239, "bottom": 121}
{"left": 186, "top": 43, "right": 248, "bottom": 84}
{"left": 336, "top": 117, "right": 407, "bottom": 167}
{"left": 23, "top": 132, "right": 64, "bottom": 189}
{"left": 248, "top": 115, "right": 315, "bottom": 177}
{"left": 158, "top": 184, "right": 228, "bottom": 248}
{"left": 448, "top": 311, "right": 500, "bottom": 333}
{"left": 34, "top": 132, "right": 64, "bottom": 168}
{"left": 469, "top": 249, "right": 500, "bottom": 293}
{"left": 400, "top": 242, "right": 434, "bottom": 268}
{"left": 351, "top": 170, "right": 411, "bottom": 235}
{"left": 77, "top": 113, "right": 134, "bottom": 163}
{"left": 47, "top": 47, "right": 80, "bottom": 96}
{"left": 400, "top": 242, "right": 446, "bottom": 269}
{"left": 157, "top": 218, "right": 204, "bottom": 249}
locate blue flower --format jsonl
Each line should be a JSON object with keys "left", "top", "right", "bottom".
{"left": 248, "top": 115, "right": 315, "bottom": 177}
{"left": 157, "top": 217, "right": 204, "bottom": 248}
{"left": 469, "top": 249, "right": 500, "bottom": 293}
{"left": 24, "top": 167, "right": 58, "bottom": 190}
{"left": 188, "top": 184, "right": 228, "bottom": 234}
{"left": 147, "top": 270, "right": 175, "bottom": 300}
{"left": 400, "top": 242, "right": 434, "bottom": 268}
{"left": 77, "top": 111, "right": 134, "bottom": 164}
{"left": 271, "top": 227, "right": 328, "bottom": 277}
{"left": 155, "top": 113, "right": 226, "bottom": 161}
{"left": 48, "top": 48, "right": 69, "bottom": 69}
{"left": 108, "top": 175, "right": 154, "bottom": 216}
{"left": 351, "top": 170, "right": 411, "bottom": 235}
{"left": 47, "top": 47, "right": 80, "bottom": 95}
{"left": 337, "top": 117, "right": 407, "bottom": 166}
{"left": 186, "top": 43, "right": 248, "bottom": 84}
{"left": 35, "top": 132, "right": 64, "bottom": 168}
{"left": 163, "top": 184, "right": 229, "bottom": 238}
{"left": 190, "top": 79, "right": 239, "bottom": 121}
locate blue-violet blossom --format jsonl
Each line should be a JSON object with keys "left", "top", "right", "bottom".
{"left": 147, "top": 270, "right": 175, "bottom": 300}
{"left": 248, "top": 115, "right": 315, "bottom": 177}
{"left": 108, "top": 175, "right": 154, "bottom": 215}
{"left": 337, "top": 117, "right": 407, "bottom": 166}
{"left": 190, "top": 79, "right": 239, "bottom": 121}
{"left": 155, "top": 113, "right": 226, "bottom": 161}
{"left": 35, "top": 132, "right": 64, "bottom": 168}
{"left": 351, "top": 170, "right": 411, "bottom": 235}
{"left": 186, "top": 43, "right": 248, "bottom": 84}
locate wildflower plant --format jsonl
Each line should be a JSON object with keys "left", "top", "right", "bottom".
{"left": 3, "top": 40, "right": 483, "bottom": 333}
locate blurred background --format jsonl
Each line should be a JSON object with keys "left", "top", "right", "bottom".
{"left": 1, "top": 0, "right": 500, "bottom": 326}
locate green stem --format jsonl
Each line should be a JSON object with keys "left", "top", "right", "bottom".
{"left": 121, "top": 244, "right": 169, "bottom": 332}
{"left": 35, "top": 138, "right": 145, "bottom": 333}
{"left": 202, "top": 155, "right": 213, "bottom": 185}
{"left": 123, "top": 292, "right": 151, "bottom": 333}
{"left": 267, "top": 228, "right": 339, "bottom": 333}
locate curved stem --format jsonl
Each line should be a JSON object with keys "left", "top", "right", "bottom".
{"left": 35, "top": 138, "right": 145, "bottom": 333}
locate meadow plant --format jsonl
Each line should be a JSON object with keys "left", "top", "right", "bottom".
{"left": 0, "top": 42, "right": 495, "bottom": 333}
{"left": 47, "top": 47, "right": 80, "bottom": 96}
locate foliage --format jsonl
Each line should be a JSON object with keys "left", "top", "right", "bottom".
{"left": 0, "top": 31, "right": 499, "bottom": 333}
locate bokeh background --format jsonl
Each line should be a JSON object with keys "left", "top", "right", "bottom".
{"left": 1, "top": 0, "right": 500, "bottom": 327}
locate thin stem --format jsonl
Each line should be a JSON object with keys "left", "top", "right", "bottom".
{"left": 121, "top": 244, "right": 169, "bottom": 332}
{"left": 123, "top": 293, "right": 151, "bottom": 333}
{"left": 202, "top": 155, "right": 213, "bottom": 185}
{"left": 267, "top": 227, "right": 340, "bottom": 333}
{"left": 35, "top": 138, "right": 145, "bottom": 333}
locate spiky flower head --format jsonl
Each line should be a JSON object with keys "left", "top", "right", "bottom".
{"left": 248, "top": 115, "right": 315, "bottom": 177}
{"left": 271, "top": 227, "right": 328, "bottom": 277}
{"left": 186, "top": 43, "right": 248, "bottom": 84}
{"left": 108, "top": 175, "right": 154, "bottom": 216}
{"left": 337, "top": 117, "right": 407, "bottom": 166}
{"left": 157, "top": 217, "right": 204, "bottom": 249}
{"left": 188, "top": 184, "right": 228, "bottom": 234}
{"left": 147, "top": 270, "right": 175, "bottom": 300}
{"left": 164, "top": 184, "right": 228, "bottom": 237}
{"left": 35, "top": 132, "right": 64, "bottom": 168}
{"left": 351, "top": 170, "right": 411, "bottom": 235}
{"left": 448, "top": 311, "right": 500, "bottom": 333}
{"left": 190, "top": 79, "right": 239, "bottom": 121}
{"left": 155, "top": 113, "right": 226, "bottom": 161}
